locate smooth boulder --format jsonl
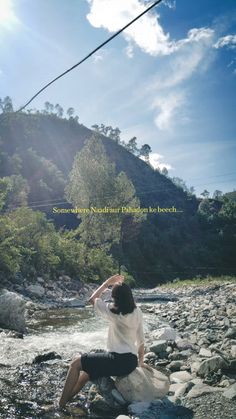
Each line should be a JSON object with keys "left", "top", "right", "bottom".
{"left": 115, "top": 367, "right": 170, "bottom": 402}
{"left": 0, "top": 290, "right": 26, "bottom": 333}
{"left": 197, "top": 356, "right": 228, "bottom": 377}
{"left": 26, "top": 284, "right": 45, "bottom": 298}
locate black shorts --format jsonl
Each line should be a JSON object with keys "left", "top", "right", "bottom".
{"left": 81, "top": 351, "right": 138, "bottom": 381}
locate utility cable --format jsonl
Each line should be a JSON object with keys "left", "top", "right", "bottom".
{"left": 4, "top": 175, "right": 236, "bottom": 212}
{"left": 6, "top": 171, "right": 236, "bottom": 207}
{"left": 16, "top": 0, "right": 163, "bottom": 113}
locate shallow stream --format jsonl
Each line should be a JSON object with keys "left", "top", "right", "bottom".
{"left": 0, "top": 303, "right": 167, "bottom": 418}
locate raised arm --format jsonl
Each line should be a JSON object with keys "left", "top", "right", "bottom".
{"left": 88, "top": 274, "right": 124, "bottom": 305}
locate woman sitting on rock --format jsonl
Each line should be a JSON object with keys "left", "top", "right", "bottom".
{"left": 59, "top": 274, "right": 151, "bottom": 408}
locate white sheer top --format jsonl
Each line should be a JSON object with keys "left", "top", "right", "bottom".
{"left": 94, "top": 297, "right": 144, "bottom": 355}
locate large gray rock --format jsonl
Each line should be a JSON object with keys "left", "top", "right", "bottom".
{"left": 26, "top": 284, "right": 45, "bottom": 297}
{"left": 197, "top": 355, "right": 228, "bottom": 377}
{"left": 169, "top": 382, "right": 189, "bottom": 398}
{"left": 187, "top": 383, "right": 223, "bottom": 398}
{"left": 169, "top": 371, "right": 192, "bottom": 383}
{"left": 225, "top": 328, "right": 236, "bottom": 339}
{"left": 150, "top": 327, "right": 178, "bottom": 341}
{"left": 0, "top": 290, "right": 26, "bottom": 333}
{"left": 199, "top": 348, "right": 212, "bottom": 358}
{"left": 115, "top": 367, "right": 170, "bottom": 402}
{"left": 149, "top": 340, "right": 167, "bottom": 354}
{"left": 223, "top": 383, "right": 236, "bottom": 400}
{"left": 89, "top": 378, "right": 126, "bottom": 415}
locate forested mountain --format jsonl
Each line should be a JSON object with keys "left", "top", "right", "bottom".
{"left": 0, "top": 103, "right": 235, "bottom": 286}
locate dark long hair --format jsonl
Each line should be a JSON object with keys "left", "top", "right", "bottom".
{"left": 110, "top": 282, "right": 136, "bottom": 315}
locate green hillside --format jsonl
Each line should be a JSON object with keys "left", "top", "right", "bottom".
{"left": 0, "top": 109, "right": 235, "bottom": 285}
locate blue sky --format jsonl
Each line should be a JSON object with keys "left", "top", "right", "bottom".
{"left": 0, "top": 0, "right": 236, "bottom": 197}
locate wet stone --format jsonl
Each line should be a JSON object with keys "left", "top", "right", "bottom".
{"left": 32, "top": 351, "right": 62, "bottom": 364}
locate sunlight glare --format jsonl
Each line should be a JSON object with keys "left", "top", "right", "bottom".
{"left": 0, "top": 0, "right": 18, "bottom": 28}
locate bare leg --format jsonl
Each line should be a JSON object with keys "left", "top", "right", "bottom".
{"left": 71, "top": 370, "right": 90, "bottom": 398}
{"left": 59, "top": 355, "right": 82, "bottom": 408}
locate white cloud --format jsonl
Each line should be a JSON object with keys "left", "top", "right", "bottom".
{"left": 86, "top": 1, "right": 215, "bottom": 58}
{"left": 86, "top": 0, "right": 177, "bottom": 56}
{"left": 85, "top": 1, "right": 219, "bottom": 132}
{"left": 163, "top": 0, "right": 176, "bottom": 10}
{"left": 140, "top": 152, "right": 173, "bottom": 171}
{"left": 214, "top": 34, "right": 236, "bottom": 49}
{"left": 151, "top": 91, "right": 186, "bottom": 130}
{"left": 125, "top": 43, "right": 134, "bottom": 58}
{"left": 93, "top": 52, "right": 104, "bottom": 62}
{"left": 149, "top": 28, "right": 215, "bottom": 90}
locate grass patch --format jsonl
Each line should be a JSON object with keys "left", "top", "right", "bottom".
{"left": 159, "top": 275, "right": 236, "bottom": 289}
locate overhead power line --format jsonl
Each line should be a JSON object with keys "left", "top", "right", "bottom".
{"left": 11, "top": 171, "right": 236, "bottom": 207}
{"left": 4, "top": 174, "right": 236, "bottom": 212}
{"left": 16, "top": 0, "right": 163, "bottom": 113}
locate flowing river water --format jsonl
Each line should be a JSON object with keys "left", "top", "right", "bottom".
{"left": 0, "top": 303, "right": 167, "bottom": 418}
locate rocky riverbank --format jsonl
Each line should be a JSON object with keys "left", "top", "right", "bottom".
{"left": 89, "top": 279, "right": 236, "bottom": 418}
{"left": 140, "top": 280, "right": 236, "bottom": 418}
{"left": 0, "top": 278, "right": 236, "bottom": 418}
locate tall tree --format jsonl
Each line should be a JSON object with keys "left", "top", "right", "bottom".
{"left": 0, "top": 175, "right": 29, "bottom": 212}
{"left": 91, "top": 124, "right": 121, "bottom": 143}
{"left": 55, "top": 104, "right": 64, "bottom": 118}
{"left": 139, "top": 144, "right": 152, "bottom": 163}
{"left": 161, "top": 167, "right": 168, "bottom": 176}
{"left": 65, "top": 135, "right": 145, "bottom": 267}
{"left": 213, "top": 190, "right": 223, "bottom": 200}
{"left": 201, "top": 189, "right": 210, "bottom": 199}
{"left": 44, "top": 101, "right": 54, "bottom": 114}
{"left": 126, "top": 137, "right": 139, "bottom": 155}
{"left": 67, "top": 107, "right": 75, "bottom": 118}
{"left": 0, "top": 96, "right": 13, "bottom": 113}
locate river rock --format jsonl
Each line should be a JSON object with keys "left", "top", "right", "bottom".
{"left": 199, "top": 348, "right": 212, "bottom": 357}
{"left": 223, "top": 383, "right": 236, "bottom": 400}
{"left": 115, "top": 367, "right": 170, "bottom": 402}
{"left": 0, "top": 289, "right": 26, "bottom": 333}
{"left": 225, "top": 328, "right": 236, "bottom": 339}
{"left": 89, "top": 393, "right": 112, "bottom": 413}
{"left": 128, "top": 398, "right": 193, "bottom": 419}
{"left": 169, "top": 371, "right": 192, "bottom": 383}
{"left": 150, "top": 327, "right": 178, "bottom": 341}
{"left": 169, "top": 382, "right": 189, "bottom": 398}
{"left": 149, "top": 340, "right": 167, "bottom": 355}
{"left": 61, "top": 298, "right": 85, "bottom": 308}
{"left": 168, "top": 360, "right": 184, "bottom": 371}
{"left": 187, "top": 383, "right": 223, "bottom": 398}
{"left": 197, "top": 355, "right": 228, "bottom": 377}
{"left": 26, "top": 284, "right": 45, "bottom": 298}
{"left": 169, "top": 349, "right": 192, "bottom": 360}
{"left": 231, "top": 346, "right": 236, "bottom": 358}
{"left": 32, "top": 352, "right": 62, "bottom": 364}
{"left": 92, "top": 376, "right": 127, "bottom": 409}
{"left": 176, "top": 339, "right": 195, "bottom": 351}
{"left": 37, "top": 277, "right": 45, "bottom": 284}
